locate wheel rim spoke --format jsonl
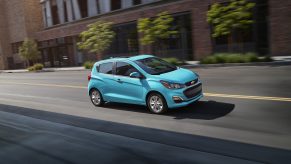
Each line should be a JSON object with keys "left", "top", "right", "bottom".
{"left": 149, "top": 95, "right": 163, "bottom": 112}
{"left": 91, "top": 91, "right": 100, "bottom": 105}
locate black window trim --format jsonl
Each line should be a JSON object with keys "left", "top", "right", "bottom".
{"left": 113, "top": 61, "right": 145, "bottom": 79}
{"left": 98, "top": 62, "right": 114, "bottom": 75}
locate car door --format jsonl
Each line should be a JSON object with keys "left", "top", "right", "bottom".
{"left": 96, "top": 62, "right": 116, "bottom": 101}
{"left": 112, "top": 61, "right": 144, "bottom": 104}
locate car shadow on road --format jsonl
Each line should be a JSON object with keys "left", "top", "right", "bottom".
{"left": 103, "top": 100, "right": 235, "bottom": 120}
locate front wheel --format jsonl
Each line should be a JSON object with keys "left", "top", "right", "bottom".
{"left": 90, "top": 89, "right": 104, "bottom": 107}
{"left": 147, "top": 93, "right": 168, "bottom": 114}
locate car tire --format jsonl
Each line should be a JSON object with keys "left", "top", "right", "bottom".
{"left": 90, "top": 89, "right": 104, "bottom": 107}
{"left": 147, "top": 93, "right": 168, "bottom": 114}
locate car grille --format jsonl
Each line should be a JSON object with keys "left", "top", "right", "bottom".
{"left": 183, "top": 83, "right": 202, "bottom": 99}
{"left": 185, "top": 78, "right": 198, "bottom": 87}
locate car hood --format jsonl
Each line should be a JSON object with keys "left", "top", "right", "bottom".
{"left": 154, "top": 68, "right": 197, "bottom": 83}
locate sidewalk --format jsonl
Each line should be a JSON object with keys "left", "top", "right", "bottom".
{"left": 1, "top": 56, "right": 291, "bottom": 73}
{"left": 183, "top": 56, "right": 291, "bottom": 68}
{"left": 0, "top": 66, "right": 85, "bottom": 73}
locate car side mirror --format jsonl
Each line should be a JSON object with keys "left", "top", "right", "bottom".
{"left": 129, "top": 72, "right": 141, "bottom": 78}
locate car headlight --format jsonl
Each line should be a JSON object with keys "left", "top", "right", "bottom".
{"left": 160, "top": 80, "right": 186, "bottom": 89}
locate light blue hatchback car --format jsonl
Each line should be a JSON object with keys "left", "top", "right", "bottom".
{"left": 88, "top": 55, "right": 203, "bottom": 114}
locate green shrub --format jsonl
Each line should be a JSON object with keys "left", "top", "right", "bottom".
{"left": 162, "top": 58, "right": 183, "bottom": 65}
{"left": 200, "top": 53, "right": 265, "bottom": 64}
{"left": 225, "top": 54, "right": 245, "bottom": 63}
{"left": 34, "top": 63, "right": 44, "bottom": 70}
{"left": 214, "top": 53, "right": 228, "bottom": 63}
{"left": 27, "top": 63, "right": 44, "bottom": 71}
{"left": 27, "top": 66, "right": 35, "bottom": 71}
{"left": 83, "top": 61, "right": 95, "bottom": 69}
{"left": 244, "top": 53, "right": 259, "bottom": 62}
{"left": 260, "top": 56, "right": 273, "bottom": 62}
{"left": 201, "top": 56, "right": 218, "bottom": 64}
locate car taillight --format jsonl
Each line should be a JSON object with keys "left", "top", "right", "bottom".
{"left": 88, "top": 73, "right": 91, "bottom": 81}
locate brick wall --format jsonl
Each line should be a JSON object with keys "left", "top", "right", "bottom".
{"left": 5, "top": 0, "right": 27, "bottom": 43}
{"left": 24, "top": 0, "right": 44, "bottom": 39}
{"left": 0, "top": 0, "right": 12, "bottom": 69}
{"left": 0, "top": 0, "right": 43, "bottom": 69}
{"left": 269, "top": 0, "right": 291, "bottom": 56}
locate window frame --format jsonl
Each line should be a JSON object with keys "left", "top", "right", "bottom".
{"left": 113, "top": 61, "right": 144, "bottom": 78}
{"left": 98, "top": 62, "right": 114, "bottom": 75}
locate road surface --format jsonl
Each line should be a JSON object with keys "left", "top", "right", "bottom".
{"left": 0, "top": 65, "right": 291, "bottom": 163}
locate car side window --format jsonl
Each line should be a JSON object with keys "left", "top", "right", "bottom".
{"left": 99, "top": 62, "right": 113, "bottom": 74}
{"left": 116, "top": 62, "right": 138, "bottom": 77}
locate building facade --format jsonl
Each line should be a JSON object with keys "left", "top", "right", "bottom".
{"left": 0, "top": 0, "right": 290, "bottom": 69}
{"left": 0, "top": 0, "right": 43, "bottom": 70}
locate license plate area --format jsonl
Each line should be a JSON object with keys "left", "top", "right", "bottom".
{"left": 183, "top": 83, "right": 202, "bottom": 98}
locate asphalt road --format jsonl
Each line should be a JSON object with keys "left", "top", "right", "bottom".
{"left": 0, "top": 65, "right": 291, "bottom": 163}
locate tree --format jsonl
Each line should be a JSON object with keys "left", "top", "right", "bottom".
{"left": 18, "top": 38, "right": 41, "bottom": 67}
{"left": 207, "top": 0, "right": 255, "bottom": 52}
{"left": 77, "top": 21, "right": 115, "bottom": 59}
{"left": 138, "top": 11, "right": 178, "bottom": 53}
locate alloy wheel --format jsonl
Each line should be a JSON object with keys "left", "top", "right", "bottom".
{"left": 91, "top": 90, "right": 101, "bottom": 106}
{"left": 149, "top": 95, "right": 164, "bottom": 113}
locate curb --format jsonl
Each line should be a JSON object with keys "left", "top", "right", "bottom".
{"left": 1, "top": 61, "right": 291, "bottom": 73}
{"left": 181, "top": 61, "right": 291, "bottom": 69}
{"left": 0, "top": 67, "right": 87, "bottom": 73}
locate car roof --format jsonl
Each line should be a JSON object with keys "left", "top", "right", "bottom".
{"left": 97, "top": 54, "right": 154, "bottom": 64}
{"left": 127, "top": 54, "right": 154, "bottom": 61}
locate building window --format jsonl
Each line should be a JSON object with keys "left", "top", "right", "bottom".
{"left": 11, "top": 42, "right": 23, "bottom": 54}
{"left": 42, "top": 4, "right": 48, "bottom": 27}
{"left": 63, "top": 1, "right": 69, "bottom": 22}
{"left": 111, "top": 0, "right": 121, "bottom": 11}
{"left": 152, "top": 13, "right": 193, "bottom": 60}
{"left": 213, "top": 28, "right": 254, "bottom": 53}
{"left": 133, "top": 0, "right": 142, "bottom": 5}
{"left": 39, "top": 37, "right": 74, "bottom": 67}
{"left": 211, "top": 0, "right": 269, "bottom": 55}
{"left": 51, "top": 0, "right": 60, "bottom": 25}
{"left": 106, "top": 22, "right": 139, "bottom": 57}
{"left": 78, "top": 0, "right": 88, "bottom": 18}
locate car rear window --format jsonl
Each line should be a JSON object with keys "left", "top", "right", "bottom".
{"left": 99, "top": 62, "right": 113, "bottom": 74}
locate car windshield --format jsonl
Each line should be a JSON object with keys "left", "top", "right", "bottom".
{"left": 134, "top": 57, "right": 177, "bottom": 75}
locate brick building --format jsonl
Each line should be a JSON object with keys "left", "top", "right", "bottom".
{"left": 0, "top": 0, "right": 43, "bottom": 69}
{"left": 0, "top": 0, "right": 290, "bottom": 69}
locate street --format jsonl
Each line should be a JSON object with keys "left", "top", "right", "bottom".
{"left": 0, "top": 65, "right": 291, "bottom": 163}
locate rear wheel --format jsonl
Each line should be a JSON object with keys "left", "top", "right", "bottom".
{"left": 147, "top": 93, "right": 168, "bottom": 114}
{"left": 90, "top": 89, "right": 104, "bottom": 107}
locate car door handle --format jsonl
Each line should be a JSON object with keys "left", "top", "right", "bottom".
{"left": 117, "top": 79, "right": 122, "bottom": 83}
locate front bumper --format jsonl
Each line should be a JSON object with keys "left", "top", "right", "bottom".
{"left": 163, "top": 82, "right": 203, "bottom": 108}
